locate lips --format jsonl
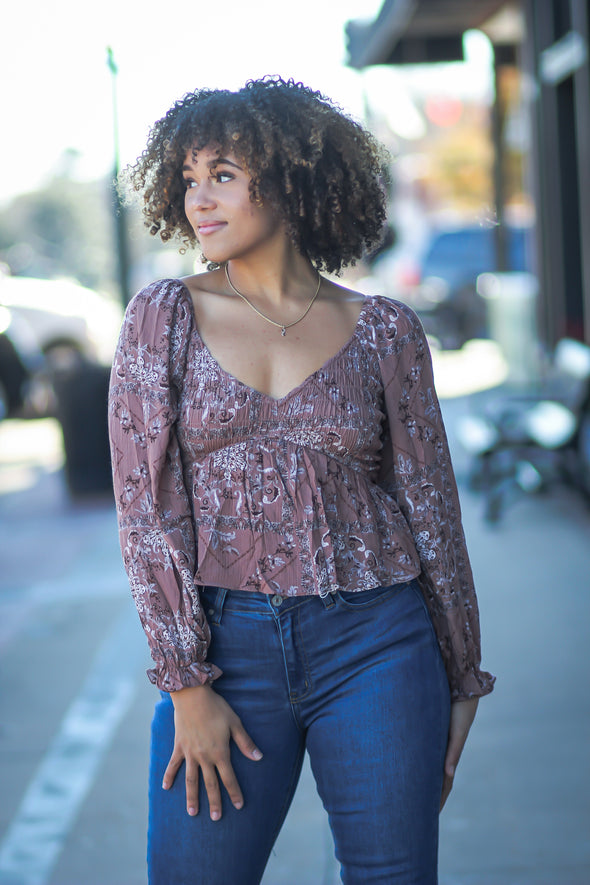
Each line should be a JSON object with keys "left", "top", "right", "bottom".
{"left": 196, "top": 221, "right": 226, "bottom": 236}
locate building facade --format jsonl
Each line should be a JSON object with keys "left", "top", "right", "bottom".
{"left": 347, "top": 0, "right": 590, "bottom": 347}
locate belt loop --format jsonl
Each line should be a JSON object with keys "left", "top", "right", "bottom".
{"left": 320, "top": 591, "right": 336, "bottom": 610}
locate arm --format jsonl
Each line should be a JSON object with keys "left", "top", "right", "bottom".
{"left": 108, "top": 281, "right": 218, "bottom": 691}
{"left": 376, "top": 301, "right": 494, "bottom": 702}
{"left": 375, "top": 301, "right": 494, "bottom": 805}
{"left": 108, "top": 281, "right": 262, "bottom": 818}
{"left": 440, "top": 696, "right": 478, "bottom": 810}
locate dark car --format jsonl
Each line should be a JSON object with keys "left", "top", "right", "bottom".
{"left": 408, "top": 225, "right": 529, "bottom": 349}
{"left": 0, "top": 305, "right": 49, "bottom": 419}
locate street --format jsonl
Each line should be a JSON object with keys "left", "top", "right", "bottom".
{"left": 0, "top": 398, "right": 589, "bottom": 885}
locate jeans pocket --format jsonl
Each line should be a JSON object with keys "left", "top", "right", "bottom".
{"left": 336, "top": 581, "right": 410, "bottom": 610}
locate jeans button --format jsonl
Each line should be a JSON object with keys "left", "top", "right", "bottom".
{"left": 271, "top": 594, "right": 283, "bottom": 607}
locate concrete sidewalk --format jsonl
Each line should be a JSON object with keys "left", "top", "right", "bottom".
{"left": 0, "top": 398, "right": 589, "bottom": 884}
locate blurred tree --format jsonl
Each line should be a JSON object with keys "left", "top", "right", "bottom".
{"left": 416, "top": 104, "right": 495, "bottom": 216}
{"left": 0, "top": 173, "right": 117, "bottom": 292}
{"left": 0, "top": 167, "right": 196, "bottom": 294}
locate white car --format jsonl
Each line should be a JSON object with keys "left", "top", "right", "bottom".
{"left": 0, "top": 275, "right": 123, "bottom": 371}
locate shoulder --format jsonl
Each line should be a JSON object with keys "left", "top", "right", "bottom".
{"left": 122, "top": 279, "right": 194, "bottom": 345}
{"left": 359, "top": 293, "right": 427, "bottom": 354}
{"left": 127, "top": 278, "right": 192, "bottom": 320}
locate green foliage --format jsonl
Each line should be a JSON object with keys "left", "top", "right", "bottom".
{"left": 0, "top": 175, "right": 118, "bottom": 292}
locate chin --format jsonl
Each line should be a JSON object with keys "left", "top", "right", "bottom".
{"left": 199, "top": 249, "right": 218, "bottom": 265}
{"left": 199, "top": 246, "right": 227, "bottom": 265}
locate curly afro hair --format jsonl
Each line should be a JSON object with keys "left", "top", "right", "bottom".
{"left": 124, "top": 76, "right": 389, "bottom": 275}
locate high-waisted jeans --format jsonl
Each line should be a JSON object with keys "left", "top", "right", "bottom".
{"left": 148, "top": 580, "right": 451, "bottom": 885}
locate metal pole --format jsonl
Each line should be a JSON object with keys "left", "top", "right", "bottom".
{"left": 571, "top": 0, "right": 590, "bottom": 343}
{"left": 491, "top": 45, "right": 508, "bottom": 273}
{"left": 107, "top": 47, "right": 131, "bottom": 307}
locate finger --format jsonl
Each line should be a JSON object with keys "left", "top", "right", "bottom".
{"left": 162, "top": 748, "right": 184, "bottom": 791}
{"left": 440, "top": 772, "right": 454, "bottom": 811}
{"left": 201, "top": 764, "right": 223, "bottom": 821}
{"left": 231, "top": 721, "right": 263, "bottom": 761}
{"left": 185, "top": 761, "right": 200, "bottom": 817}
{"left": 444, "top": 732, "right": 467, "bottom": 778}
{"left": 217, "top": 760, "right": 244, "bottom": 811}
{"left": 445, "top": 698, "right": 478, "bottom": 778}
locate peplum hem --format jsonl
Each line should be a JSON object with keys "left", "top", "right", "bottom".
{"left": 193, "top": 444, "right": 423, "bottom": 598}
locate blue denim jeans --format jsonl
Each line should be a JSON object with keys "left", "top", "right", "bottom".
{"left": 148, "top": 580, "right": 451, "bottom": 885}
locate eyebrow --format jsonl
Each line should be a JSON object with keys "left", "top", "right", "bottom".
{"left": 182, "top": 157, "right": 243, "bottom": 173}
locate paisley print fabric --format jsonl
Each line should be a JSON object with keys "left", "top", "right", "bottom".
{"left": 108, "top": 278, "right": 494, "bottom": 700}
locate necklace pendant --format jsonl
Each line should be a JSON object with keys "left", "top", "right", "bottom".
{"left": 281, "top": 326, "right": 286, "bottom": 337}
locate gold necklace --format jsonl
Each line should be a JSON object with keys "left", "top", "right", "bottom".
{"left": 225, "top": 264, "right": 321, "bottom": 337}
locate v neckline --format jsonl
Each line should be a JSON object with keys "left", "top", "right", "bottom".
{"left": 175, "top": 279, "right": 370, "bottom": 405}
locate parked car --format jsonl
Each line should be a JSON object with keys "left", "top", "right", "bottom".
{"left": 0, "top": 304, "right": 49, "bottom": 420}
{"left": 0, "top": 275, "right": 123, "bottom": 371}
{"left": 403, "top": 225, "right": 530, "bottom": 349}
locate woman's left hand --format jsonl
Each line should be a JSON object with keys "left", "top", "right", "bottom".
{"left": 440, "top": 697, "right": 479, "bottom": 810}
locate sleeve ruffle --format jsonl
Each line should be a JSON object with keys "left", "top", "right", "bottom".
{"left": 147, "top": 659, "right": 223, "bottom": 693}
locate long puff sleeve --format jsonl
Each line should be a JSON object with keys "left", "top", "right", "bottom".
{"left": 108, "top": 279, "right": 221, "bottom": 691}
{"left": 375, "top": 299, "right": 495, "bottom": 701}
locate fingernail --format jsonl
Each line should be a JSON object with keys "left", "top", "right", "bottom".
{"left": 162, "top": 780, "right": 169, "bottom": 790}
{"left": 233, "top": 800, "right": 243, "bottom": 810}
{"left": 211, "top": 810, "right": 220, "bottom": 821}
{"left": 188, "top": 807, "right": 196, "bottom": 816}
{"left": 252, "top": 749, "right": 263, "bottom": 760}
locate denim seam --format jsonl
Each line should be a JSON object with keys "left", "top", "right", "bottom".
{"left": 271, "top": 615, "right": 306, "bottom": 731}
{"left": 289, "top": 606, "right": 313, "bottom": 704}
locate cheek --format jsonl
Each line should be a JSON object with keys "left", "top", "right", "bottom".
{"left": 247, "top": 204, "right": 278, "bottom": 232}
{"left": 184, "top": 193, "right": 198, "bottom": 227}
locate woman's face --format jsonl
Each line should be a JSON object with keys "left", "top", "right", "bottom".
{"left": 182, "top": 146, "right": 281, "bottom": 264}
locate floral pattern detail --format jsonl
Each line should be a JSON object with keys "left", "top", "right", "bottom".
{"left": 108, "top": 278, "right": 494, "bottom": 700}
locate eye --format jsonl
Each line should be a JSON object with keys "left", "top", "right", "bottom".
{"left": 183, "top": 178, "right": 197, "bottom": 189}
{"left": 214, "top": 171, "right": 234, "bottom": 183}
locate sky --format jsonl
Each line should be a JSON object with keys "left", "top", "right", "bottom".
{"left": 2, "top": 0, "right": 493, "bottom": 206}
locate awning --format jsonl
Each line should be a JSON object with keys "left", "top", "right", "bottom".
{"left": 346, "top": 0, "right": 509, "bottom": 68}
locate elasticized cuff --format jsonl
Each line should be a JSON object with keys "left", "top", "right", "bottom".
{"left": 147, "top": 660, "right": 223, "bottom": 692}
{"left": 450, "top": 668, "right": 496, "bottom": 703}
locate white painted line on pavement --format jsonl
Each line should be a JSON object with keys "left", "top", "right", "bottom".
{"left": 0, "top": 602, "right": 146, "bottom": 885}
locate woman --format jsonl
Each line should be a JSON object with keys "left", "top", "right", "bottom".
{"left": 109, "top": 77, "right": 494, "bottom": 885}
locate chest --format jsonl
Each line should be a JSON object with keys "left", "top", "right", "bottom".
{"left": 189, "top": 295, "right": 366, "bottom": 402}
{"left": 177, "top": 333, "right": 387, "bottom": 469}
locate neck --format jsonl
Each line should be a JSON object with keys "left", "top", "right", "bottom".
{"left": 225, "top": 244, "right": 317, "bottom": 308}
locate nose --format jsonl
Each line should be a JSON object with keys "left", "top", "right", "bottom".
{"left": 185, "top": 180, "right": 216, "bottom": 210}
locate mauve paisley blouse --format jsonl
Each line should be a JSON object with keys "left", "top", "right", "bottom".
{"left": 108, "top": 278, "right": 494, "bottom": 701}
